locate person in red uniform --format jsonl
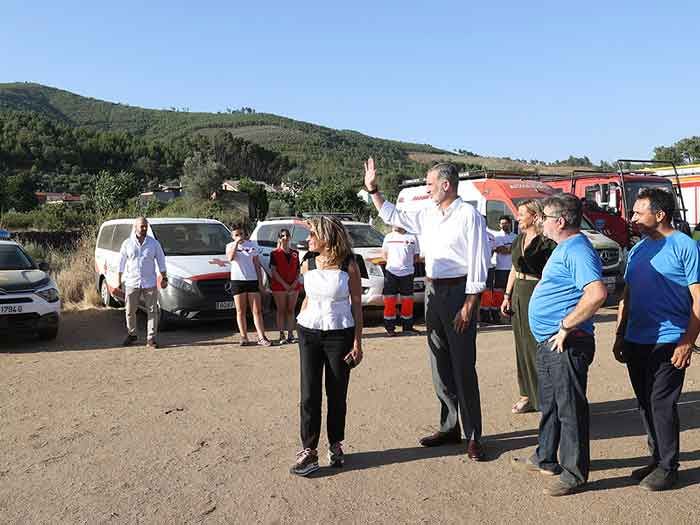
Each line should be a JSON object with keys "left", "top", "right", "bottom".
{"left": 270, "top": 228, "right": 302, "bottom": 344}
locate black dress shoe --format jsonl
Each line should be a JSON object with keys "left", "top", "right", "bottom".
{"left": 467, "top": 439, "right": 484, "bottom": 461}
{"left": 419, "top": 430, "right": 462, "bottom": 447}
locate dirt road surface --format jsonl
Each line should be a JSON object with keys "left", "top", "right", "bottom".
{"left": 1, "top": 307, "right": 699, "bottom": 524}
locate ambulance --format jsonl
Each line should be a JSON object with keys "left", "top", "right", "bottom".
{"left": 95, "top": 218, "right": 236, "bottom": 327}
{"left": 395, "top": 172, "right": 623, "bottom": 296}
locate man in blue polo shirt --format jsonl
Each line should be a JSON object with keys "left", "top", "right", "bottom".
{"left": 510, "top": 193, "right": 607, "bottom": 496}
{"left": 613, "top": 188, "right": 700, "bottom": 491}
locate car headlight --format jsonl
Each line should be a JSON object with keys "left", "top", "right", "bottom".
{"left": 169, "top": 276, "right": 197, "bottom": 294}
{"left": 366, "top": 261, "right": 384, "bottom": 277}
{"left": 35, "top": 287, "right": 60, "bottom": 303}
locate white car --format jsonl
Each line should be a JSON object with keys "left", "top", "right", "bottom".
{"left": 250, "top": 216, "right": 412, "bottom": 307}
{"left": 0, "top": 239, "right": 61, "bottom": 340}
{"left": 95, "top": 218, "right": 236, "bottom": 326}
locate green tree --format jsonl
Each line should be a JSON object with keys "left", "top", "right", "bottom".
{"left": 238, "top": 177, "right": 269, "bottom": 220}
{"left": 181, "top": 152, "right": 224, "bottom": 200}
{"left": 92, "top": 170, "right": 136, "bottom": 216}
{"left": 295, "top": 182, "right": 368, "bottom": 220}
{"left": 6, "top": 172, "right": 38, "bottom": 212}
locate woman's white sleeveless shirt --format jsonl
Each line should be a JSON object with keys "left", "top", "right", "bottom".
{"left": 296, "top": 266, "right": 355, "bottom": 331}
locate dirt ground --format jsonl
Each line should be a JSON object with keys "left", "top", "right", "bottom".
{"left": 1, "top": 306, "right": 699, "bottom": 524}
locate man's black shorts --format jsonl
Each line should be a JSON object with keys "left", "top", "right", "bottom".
{"left": 383, "top": 270, "right": 414, "bottom": 296}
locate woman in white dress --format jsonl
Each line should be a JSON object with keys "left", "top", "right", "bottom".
{"left": 289, "top": 216, "right": 363, "bottom": 476}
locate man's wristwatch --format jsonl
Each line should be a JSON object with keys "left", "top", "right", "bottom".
{"left": 559, "top": 320, "right": 571, "bottom": 332}
{"left": 366, "top": 186, "right": 379, "bottom": 195}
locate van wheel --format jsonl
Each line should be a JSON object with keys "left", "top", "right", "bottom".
{"left": 101, "top": 279, "right": 118, "bottom": 308}
{"left": 158, "top": 309, "right": 173, "bottom": 332}
{"left": 38, "top": 326, "right": 59, "bottom": 340}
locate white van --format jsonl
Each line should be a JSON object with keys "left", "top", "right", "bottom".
{"left": 95, "top": 218, "right": 236, "bottom": 325}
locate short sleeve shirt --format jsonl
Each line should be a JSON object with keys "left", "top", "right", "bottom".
{"left": 382, "top": 231, "right": 420, "bottom": 277}
{"left": 624, "top": 232, "right": 700, "bottom": 344}
{"left": 529, "top": 234, "right": 603, "bottom": 342}
{"left": 511, "top": 234, "right": 557, "bottom": 278}
{"left": 227, "top": 240, "right": 258, "bottom": 281}
{"left": 492, "top": 231, "right": 517, "bottom": 270}
{"left": 270, "top": 248, "right": 300, "bottom": 285}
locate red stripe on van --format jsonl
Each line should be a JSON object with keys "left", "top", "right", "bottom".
{"left": 190, "top": 272, "right": 231, "bottom": 281}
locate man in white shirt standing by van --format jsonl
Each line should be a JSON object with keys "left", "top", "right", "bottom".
{"left": 118, "top": 217, "right": 167, "bottom": 349}
{"left": 364, "top": 158, "right": 491, "bottom": 461}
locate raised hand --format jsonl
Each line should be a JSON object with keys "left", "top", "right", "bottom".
{"left": 364, "top": 157, "right": 377, "bottom": 191}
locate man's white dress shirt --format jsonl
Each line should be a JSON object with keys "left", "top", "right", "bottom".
{"left": 119, "top": 234, "right": 167, "bottom": 289}
{"left": 379, "top": 197, "right": 490, "bottom": 294}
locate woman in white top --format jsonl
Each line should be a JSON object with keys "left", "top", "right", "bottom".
{"left": 290, "top": 216, "right": 363, "bottom": 477}
{"left": 225, "top": 223, "right": 271, "bottom": 347}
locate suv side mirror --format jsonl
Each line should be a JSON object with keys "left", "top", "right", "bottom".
{"left": 38, "top": 261, "right": 50, "bottom": 272}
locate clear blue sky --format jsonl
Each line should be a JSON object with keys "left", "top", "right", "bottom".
{"left": 3, "top": 1, "right": 699, "bottom": 163}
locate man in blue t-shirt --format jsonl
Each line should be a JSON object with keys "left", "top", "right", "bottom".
{"left": 510, "top": 194, "right": 607, "bottom": 497}
{"left": 613, "top": 188, "right": 700, "bottom": 491}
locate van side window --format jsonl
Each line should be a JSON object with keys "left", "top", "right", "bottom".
{"left": 97, "top": 225, "right": 115, "bottom": 250}
{"left": 485, "top": 200, "right": 514, "bottom": 230}
{"left": 255, "top": 224, "right": 279, "bottom": 247}
{"left": 111, "top": 224, "right": 132, "bottom": 251}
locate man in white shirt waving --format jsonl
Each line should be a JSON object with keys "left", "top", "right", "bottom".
{"left": 118, "top": 217, "right": 167, "bottom": 349}
{"left": 364, "top": 158, "right": 491, "bottom": 460}
{"left": 381, "top": 226, "right": 420, "bottom": 336}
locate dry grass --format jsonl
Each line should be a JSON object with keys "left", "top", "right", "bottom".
{"left": 51, "top": 231, "right": 103, "bottom": 311}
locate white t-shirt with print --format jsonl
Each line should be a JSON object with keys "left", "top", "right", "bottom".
{"left": 382, "top": 231, "right": 420, "bottom": 277}
{"left": 227, "top": 240, "right": 258, "bottom": 281}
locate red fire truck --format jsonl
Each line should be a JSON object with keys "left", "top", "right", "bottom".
{"left": 541, "top": 159, "right": 689, "bottom": 250}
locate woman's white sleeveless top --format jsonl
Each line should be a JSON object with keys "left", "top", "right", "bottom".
{"left": 296, "top": 267, "right": 355, "bottom": 331}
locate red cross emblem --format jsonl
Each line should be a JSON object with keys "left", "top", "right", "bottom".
{"left": 208, "top": 258, "right": 229, "bottom": 267}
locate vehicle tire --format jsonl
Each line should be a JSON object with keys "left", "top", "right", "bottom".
{"left": 158, "top": 308, "right": 173, "bottom": 332}
{"left": 100, "top": 278, "right": 118, "bottom": 308}
{"left": 38, "top": 326, "right": 59, "bottom": 340}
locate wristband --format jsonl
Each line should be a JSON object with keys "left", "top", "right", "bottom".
{"left": 559, "top": 319, "right": 571, "bottom": 332}
{"left": 366, "top": 186, "right": 379, "bottom": 195}
{"left": 504, "top": 292, "right": 511, "bottom": 298}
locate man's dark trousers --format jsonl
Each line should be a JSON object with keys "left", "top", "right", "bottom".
{"left": 532, "top": 332, "right": 595, "bottom": 487}
{"left": 425, "top": 277, "right": 482, "bottom": 441}
{"left": 624, "top": 342, "right": 686, "bottom": 472}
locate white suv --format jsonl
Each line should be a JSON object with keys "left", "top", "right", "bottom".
{"left": 250, "top": 216, "right": 391, "bottom": 307}
{"left": 0, "top": 239, "right": 61, "bottom": 340}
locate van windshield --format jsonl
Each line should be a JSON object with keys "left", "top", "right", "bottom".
{"left": 150, "top": 223, "right": 231, "bottom": 256}
{"left": 344, "top": 224, "right": 384, "bottom": 248}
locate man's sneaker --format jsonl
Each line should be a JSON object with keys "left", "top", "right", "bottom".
{"left": 290, "top": 448, "right": 319, "bottom": 477}
{"left": 122, "top": 334, "right": 137, "bottom": 347}
{"left": 328, "top": 442, "right": 344, "bottom": 468}
{"left": 510, "top": 456, "right": 557, "bottom": 476}
{"left": 639, "top": 467, "right": 678, "bottom": 491}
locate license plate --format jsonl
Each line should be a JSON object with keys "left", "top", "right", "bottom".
{"left": 0, "top": 305, "right": 23, "bottom": 314}
{"left": 216, "top": 301, "right": 234, "bottom": 310}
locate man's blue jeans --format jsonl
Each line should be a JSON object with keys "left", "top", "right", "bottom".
{"left": 531, "top": 332, "right": 595, "bottom": 487}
